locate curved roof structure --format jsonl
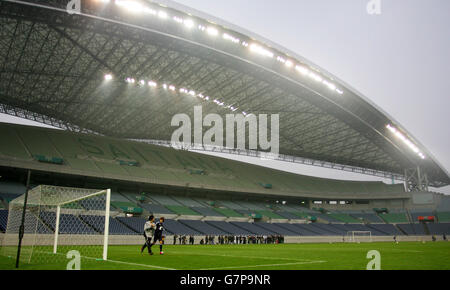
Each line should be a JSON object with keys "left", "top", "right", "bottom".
{"left": 0, "top": 0, "right": 449, "bottom": 187}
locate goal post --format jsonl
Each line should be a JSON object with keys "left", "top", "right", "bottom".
{"left": 346, "top": 231, "right": 372, "bottom": 243}
{"left": 0, "top": 185, "right": 111, "bottom": 266}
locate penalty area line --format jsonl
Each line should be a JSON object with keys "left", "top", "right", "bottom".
{"left": 200, "top": 260, "right": 327, "bottom": 270}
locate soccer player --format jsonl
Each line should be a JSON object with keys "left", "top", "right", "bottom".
{"left": 141, "top": 215, "right": 156, "bottom": 255}
{"left": 150, "top": 217, "right": 165, "bottom": 255}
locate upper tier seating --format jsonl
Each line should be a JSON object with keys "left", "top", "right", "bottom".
{"left": 437, "top": 212, "right": 450, "bottom": 222}
{"left": 379, "top": 213, "right": 409, "bottom": 223}
{"left": 191, "top": 207, "right": 224, "bottom": 217}
{"left": 410, "top": 210, "right": 434, "bottom": 223}
{"left": 276, "top": 211, "right": 304, "bottom": 220}
{"left": 172, "top": 196, "right": 206, "bottom": 208}
{"left": 349, "top": 213, "right": 383, "bottom": 223}
{"left": 314, "top": 214, "right": 344, "bottom": 223}
{"left": 327, "top": 213, "right": 363, "bottom": 223}
{"left": 213, "top": 208, "right": 244, "bottom": 218}
{"left": 0, "top": 122, "right": 407, "bottom": 198}
{"left": 165, "top": 205, "right": 201, "bottom": 216}
{"left": 139, "top": 203, "right": 174, "bottom": 215}
{"left": 149, "top": 194, "right": 181, "bottom": 206}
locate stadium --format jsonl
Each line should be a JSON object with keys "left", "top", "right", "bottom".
{"left": 0, "top": 0, "right": 449, "bottom": 270}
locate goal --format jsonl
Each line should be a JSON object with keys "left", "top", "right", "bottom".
{"left": 346, "top": 231, "right": 372, "bottom": 243}
{"left": 0, "top": 185, "right": 111, "bottom": 266}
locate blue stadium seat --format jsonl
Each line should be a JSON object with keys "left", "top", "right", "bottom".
{"left": 79, "top": 215, "right": 136, "bottom": 235}
{"left": 179, "top": 220, "right": 228, "bottom": 235}
{"left": 205, "top": 221, "right": 252, "bottom": 235}
{"left": 40, "top": 212, "right": 97, "bottom": 234}
{"left": 0, "top": 210, "right": 8, "bottom": 232}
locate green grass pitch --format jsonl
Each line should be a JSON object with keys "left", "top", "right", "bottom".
{"left": 0, "top": 242, "right": 449, "bottom": 270}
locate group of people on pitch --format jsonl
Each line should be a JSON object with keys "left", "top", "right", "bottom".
{"left": 141, "top": 215, "right": 165, "bottom": 255}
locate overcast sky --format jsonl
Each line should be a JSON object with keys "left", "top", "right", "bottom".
{"left": 172, "top": 0, "right": 450, "bottom": 194}
{"left": 1, "top": 0, "right": 449, "bottom": 194}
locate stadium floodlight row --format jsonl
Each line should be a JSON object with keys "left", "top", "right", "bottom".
{"left": 0, "top": 0, "right": 449, "bottom": 189}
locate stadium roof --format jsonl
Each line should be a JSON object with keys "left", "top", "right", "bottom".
{"left": 0, "top": 0, "right": 449, "bottom": 187}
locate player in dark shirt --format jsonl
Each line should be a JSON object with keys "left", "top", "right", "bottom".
{"left": 150, "top": 217, "right": 165, "bottom": 255}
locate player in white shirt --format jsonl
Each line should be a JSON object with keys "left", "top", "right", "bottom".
{"left": 141, "top": 215, "right": 156, "bottom": 255}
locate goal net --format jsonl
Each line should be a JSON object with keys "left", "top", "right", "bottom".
{"left": 346, "top": 231, "right": 372, "bottom": 243}
{"left": 0, "top": 185, "right": 111, "bottom": 267}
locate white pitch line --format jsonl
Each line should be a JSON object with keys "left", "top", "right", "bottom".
{"left": 99, "top": 258, "right": 177, "bottom": 270}
{"left": 36, "top": 250, "right": 176, "bottom": 270}
{"left": 169, "top": 251, "right": 314, "bottom": 262}
{"left": 199, "top": 260, "right": 327, "bottom": 270}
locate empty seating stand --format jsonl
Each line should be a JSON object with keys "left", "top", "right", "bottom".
{"left": 349, "top": 213, "right": 383, "bottom": 223}
{"left": 379, "top": 213, "right": 409, "bottom": 223}
{"left": 410, "top": 210, "right": 434, "bottom": 223}
{"left": 366, "top": 224, "right": 403, "bottom": 235}
{"left": 165, "top": 205, "right": 201, "bottom": 216}
{"left": 0, "top": 209, "right": 8, "bottom": 232}
{"left": 191, "top": 207, "right": 225, "bottom": 217}
{"left": 149, "top": 194, "right": 181, "bottom": 206}
{"left": 437, "top": 212, "right": 450, "bottom": 223}
{"left": 79, "top": 215, "right": 136, "bottom": 235}
{"left": 255, "top": 222, "right": 298, "bottom": 236}
{"left": 397, "top": 223, "right": 426, "bottom": 235}
{"left": 40, "top": 212, "right": 97, "bottom": 234}
{"left": 139, "top": 203, "right": 174, "bottom": 215}
{"left": 178, "top": 220, "right": 227, "bottom": 235}
{"left": 163, "top": 219, "right": 199, "bottom": 235}
{"left": 213, "top": 208, "right": 243, "bottom": 218}
{"left": 276, "top": 212, "right": 302, "bottom": 220}
{"left": 327, "top": 214, "right": 363, "bottom": 223}
{"left": 427, "top": 223, "right": 450, "bottom": 235}
{"left": 231, "top": 222, "right": 275, "bottom": 235}
{"left": 205, "top": 221, "right": 252, "bottom": 235}
{"left": 116, "top": 216, "right": 147, "bottom": 234}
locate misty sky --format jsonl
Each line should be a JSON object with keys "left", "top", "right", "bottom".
{"left": 170, "top": 0, "right": 450, "bottom": 194}
{"left": 1, "top": 0, "right": 449, "bottom": 194}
